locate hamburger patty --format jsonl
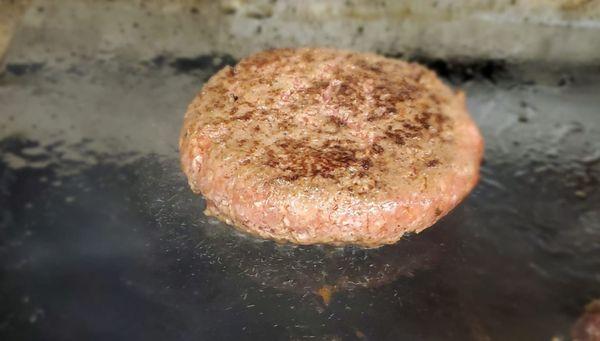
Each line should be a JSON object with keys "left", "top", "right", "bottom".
{"left": 179, "top": 48, "right": 483, "bottom": 247}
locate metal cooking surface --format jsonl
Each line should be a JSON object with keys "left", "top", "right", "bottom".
{"left": 1, "top": 57, "right": 599, "bottom": 340}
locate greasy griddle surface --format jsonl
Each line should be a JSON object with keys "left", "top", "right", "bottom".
{"left": 0, "top": 57, "right": 599, "bottom": 340}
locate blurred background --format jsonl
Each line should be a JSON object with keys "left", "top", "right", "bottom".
{"left": 1, "top": 1, "right": 599, "bottom": 340}
{"left": 2, "top": 0, "right": 600, "bottom": 67}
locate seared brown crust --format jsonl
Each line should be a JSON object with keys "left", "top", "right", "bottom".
{"left": 179, "top": 48, "right": 483, "bottom": 247}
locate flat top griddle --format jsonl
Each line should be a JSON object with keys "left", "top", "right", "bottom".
{"left": 0, "top": 53, "right": 599, "bottom": 341}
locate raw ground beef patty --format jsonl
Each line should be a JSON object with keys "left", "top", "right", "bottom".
{"left": 179, "top": 48, "right": 483, "bottom": 247}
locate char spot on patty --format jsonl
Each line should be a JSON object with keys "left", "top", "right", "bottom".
{"left": 361, "top": 158, "right": 372, "bottom": 170}
{"left": 381, "top": 110, "right": 452, "bottom": 145}
{"left": 426, "top": 159, "right": 440, "bottom": 167}
{"left": 371, "top": 143, "right": 384, "bottom": 154}
{"left": 384, "top": 127, "right": 406, "bottom": 145}
{"left": 416, "top": 112, "right": 432, "bottom": 129}
{"left": 263, "top": 138, "right": 378, "bottom": 191}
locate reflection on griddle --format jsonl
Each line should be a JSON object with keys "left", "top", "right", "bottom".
{"left": 139, "top": 156, "right": 459, "bottom": 303}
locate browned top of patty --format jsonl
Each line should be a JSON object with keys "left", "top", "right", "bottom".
{"left": 181, "top": 48, "right": 475, "bottom": 200}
